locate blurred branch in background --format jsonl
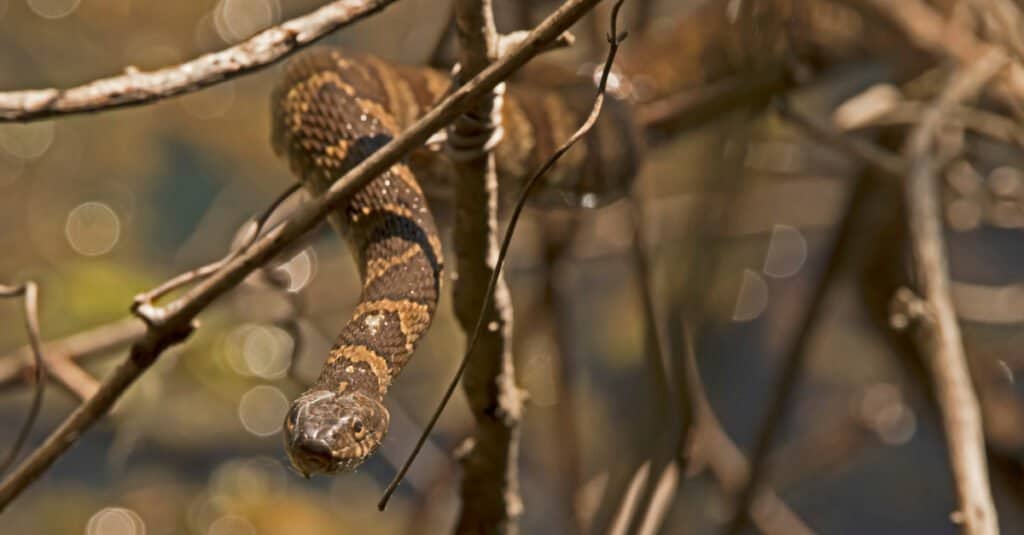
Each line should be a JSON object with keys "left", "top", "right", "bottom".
{"left": 724, "top": 159, "right": 875, "bottom": 534}
{"left": 894, "top": 50, "right": 1008, "bottom": 535}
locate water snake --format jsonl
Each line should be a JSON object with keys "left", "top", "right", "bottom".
{"left": 271, "top": 48, "right": 638, "bottom": 476}
{"left": 269, "top": 0, "right": 866, "bottom": 477}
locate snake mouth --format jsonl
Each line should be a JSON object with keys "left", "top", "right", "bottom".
{"left": 288, "top": 437, "right": 339, "bottom": 476}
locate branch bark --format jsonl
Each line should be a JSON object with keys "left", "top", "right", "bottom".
{"left": 898, "top": 49, "right": 1007, "bottom": 535}
{"left": 0, "top": 0, "right": 607, "bottom": 511}
{"left": 0, "top": 0, "right": 400, "bottom": 122}
{"left": 449, "top": 0, "right": 523, "bottom": 531}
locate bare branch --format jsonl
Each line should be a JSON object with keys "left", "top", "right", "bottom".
{"left": 838, "top": 0, "right": 1024, "bottom": 115}
{"left": 446, "top": 0, "right": 524, "bottom": 531}
{"left": 132, "top": 183, "right": 302, "bottom": 322}
{"left": 0, "top": 0, "right": 400, "bottom": 122}
{"left": 681, "top": 324, "right": 814, "bottom": 535}
{"left": 897, "top": 49, "right": 1007, "bottom": 535}
{"left": 0, "top": 283, "right": 46, "bottom": 474}
{"left": 0, "top": 318, "right": 144, "bottom": 391}
{"left": 775, "top": 99, "right": 908, "bottom": 177}
{"left": 379, "top": 0, "right": 626, "bottom": 512}
{"left": 725, "top": 166, "right": 875, "bottom": 535}
{"left": 0, "top": 0, "right": 616, "bottom": 512}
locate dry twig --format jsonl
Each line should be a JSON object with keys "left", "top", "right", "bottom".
{"left": 0, "top": 0, "right": 401, "bottom": 122}
{"left": 724, "top": 165, "right": 875, "bottom": 535}
{"left": 0, "top": 283, "right": 46, "bottom": 474}
{"left": 838, "top": 0, "right": 1024, "bottom": 115}
{"left": 896, "top": 49, "right": 1007, "bottom": 535}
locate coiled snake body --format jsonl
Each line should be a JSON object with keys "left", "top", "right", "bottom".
{"left": 271, "top": 48, "right": 638, "bottom": 476}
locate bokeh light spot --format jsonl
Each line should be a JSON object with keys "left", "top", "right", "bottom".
{"left": 946, "top": 198, "right": 982, "bottom": 232}
{"left": 208, "top": 514, "right": 255, "bottom": 535}
{"left": 242, "top": 325, "right": 294, "bottom": 379}
{"left": 732, "top": 269, "right": 768, "bottom": 322}
{"left": 762, "top": 224, "right": 807, "bottom": 278}
{"left": 215, "top": 0, "right": 278, "bottom": 42}
{"left": 85, "top": 507, "right": 146, "bottom": 535}
{"left": 65, "top": 202, "right": 121, "bottom": 256}
{"left": 26, "top": 0, "right": 80, "bottom": 19}
{"left": 0, "top": 121, "right": 55, "bottom": 160}
{"left": 276, "top": 249, "right": 316, "bottom": 292}
{"left": 238, "top": 385, "right": 288, "bottom": 436}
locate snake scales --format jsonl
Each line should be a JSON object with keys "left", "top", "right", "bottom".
{"left": 271, "top": 48, "right": 638, "bottom": 475}
{"left": 269, "top": 0, "right": 863, "bottom": 476}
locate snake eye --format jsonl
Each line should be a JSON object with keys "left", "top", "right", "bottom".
{"left": 352, "top": 419, "right": 365, "bottom": 437}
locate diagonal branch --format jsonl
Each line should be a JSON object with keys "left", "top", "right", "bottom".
{"left": 0, "top": 0, "right": 608, "bottom": 511}
{"left": 0, "top": 0, "right": 401, "bottom": 122}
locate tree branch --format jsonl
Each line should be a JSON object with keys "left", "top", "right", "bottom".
{"left": 0, "top": 283, "right": 46, "bottom": 474}
{"left": 448, "top": 0, "right": 524, "bottom": 531}
{"left": 897, "top": 49, "right": 1006, "bottom": 535}
{"left": 0, "top": 0, "right": 400, "bottom": 122}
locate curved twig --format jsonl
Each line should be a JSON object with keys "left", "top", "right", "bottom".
{"left": 0, "top": 283, "right": 46, "bottom": 474}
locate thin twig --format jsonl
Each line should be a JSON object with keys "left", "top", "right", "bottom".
{"left": 0, "top": 317, "right": 143, "bottom": 390}
{"left": 0, "top": 0, "right": 401, "bottom": 122}
{"left": 0, "top": 283, "right": 46, "bottom": 474}
{"left": 680, "top": 324, "right": 814, "bottom": 535}
{"left": 378, "top": 0, "right": 628, "bottom": 510}
{"left": 0, "top": 0, "right": 606, "bottom": 511}
{"left": 132, "top": 182, "right": 301, "bottom": 321}
{"left": 837, "top": 0, "right": 1024, "bottom": 115}
{"left": 538, "top": 212, "right": 585, "bottom": 533}
{"left": 618, "top": 194, "right": 688, "bottom": 535}
{"left": 773, "top": 99, "right": 908, "bottom": 177}
{"left": 897, "top": 49, "right": 1006, "bottom": 535}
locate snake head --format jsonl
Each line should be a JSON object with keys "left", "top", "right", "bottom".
{"left": 283, "top": 389, "right": 389, "bottom": 476}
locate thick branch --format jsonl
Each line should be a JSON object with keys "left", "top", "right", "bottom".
{"left": 899, "top": 50, "right": 1006, "bottom": 535}
{"left": 0, "top": 0, "right": 605, "bottom": 510}
{"left": 450, "top": 0, "right": 523, "bottom": 532}
{"left": 0, "top": 0, "right": 400, "bottom": 122}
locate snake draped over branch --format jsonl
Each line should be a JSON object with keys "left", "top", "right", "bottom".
{"left": 270, "top": 48, "right": 639, "bottom": 476}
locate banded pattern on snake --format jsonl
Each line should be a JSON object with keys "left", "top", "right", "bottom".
{"left": 267, "top": 0, "right": 868, "bottom": 477}
{"left": 271, "top": 48, "right": 638, "bottom": 476}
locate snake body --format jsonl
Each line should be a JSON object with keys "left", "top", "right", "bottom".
{"left": 268, "top": 0, "right": 869, "bottom": 477}
{"left": 271, "top": 48, "right": 638, "bottom": 475}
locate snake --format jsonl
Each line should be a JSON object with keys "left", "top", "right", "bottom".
{"left": 270, "top": 47, "right": 639, "bottom": 476}
{"left": 268, "top": 0, "right": 864, "bottom": 477}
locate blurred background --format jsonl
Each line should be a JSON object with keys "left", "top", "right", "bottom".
{"left": 3, "top": 0, "right": 1024, "bottom": 533}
